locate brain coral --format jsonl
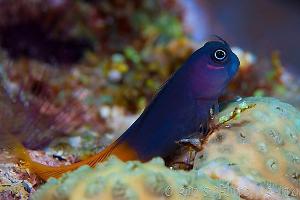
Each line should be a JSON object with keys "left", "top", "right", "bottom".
{"left": 32, "top": 157, "right": 240, "bottom": 200}
{"left": 194, "top": 97, "right": 300, "bottom": 200}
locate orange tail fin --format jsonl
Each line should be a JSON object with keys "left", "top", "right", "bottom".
{"left": 29, "top": 139, "right": 139, "bottom": 180}
{"left": 1, "top": 130, "right": 139, "bottom": 180}
{"left": 28, "top": 143, "right": 117, "bottom": 180}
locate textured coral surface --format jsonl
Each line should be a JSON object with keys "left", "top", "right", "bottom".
{"left": 32, "top": 157, "right": 240, "bottom": 200}
{"left": 194, "top": 97, "right": 300, "bottom": 199}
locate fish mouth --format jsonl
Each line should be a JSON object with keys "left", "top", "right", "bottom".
{"left": 207, "top": 64, "right": 225, "bottom": 70}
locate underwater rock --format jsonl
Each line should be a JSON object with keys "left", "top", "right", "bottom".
{"left": 0, "top": 150, "right": 68, "bottom": 200}
{"left": 194, "top": 97, "right": 300, "bottom": 199}
{"left": 32, "top": 157, "right": 240, "bottom": 200}
{"left": 0, "top": 161, "right": 38, "bottom": 200}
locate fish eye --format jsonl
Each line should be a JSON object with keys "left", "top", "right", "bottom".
{"left": 213, "top": 49, "right": 227, "bottom": 62}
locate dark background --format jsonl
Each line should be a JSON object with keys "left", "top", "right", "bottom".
{"left": 182, "top": 0, "right": 300, "bottom": 73}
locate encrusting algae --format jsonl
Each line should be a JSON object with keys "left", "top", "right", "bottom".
{"left": 194, "top": 97, "right": 300, "bottom": 199}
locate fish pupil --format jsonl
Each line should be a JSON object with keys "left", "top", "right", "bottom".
{"left": 214, "top": 49, "right": 226, "bottom": 60}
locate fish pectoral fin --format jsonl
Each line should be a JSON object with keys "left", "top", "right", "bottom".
{"left": 176, "top": 134, "right": 201, "bottom": 151}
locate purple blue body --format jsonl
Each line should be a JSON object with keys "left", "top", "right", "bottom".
{"left": 113, "top": 40, "right": 240, "bottom": 161}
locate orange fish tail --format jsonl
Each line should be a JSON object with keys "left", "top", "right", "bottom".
{"left": 1, "top": 129, "right": 139, "bottom": 180}
{"left": 27, "top": 140, "right": 139, "bottom": 180}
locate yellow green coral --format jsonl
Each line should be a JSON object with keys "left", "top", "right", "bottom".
{"left": 32, "top": 157, "right": 240, "bottom": 200}
{"left": 194, "top": 97, "right": 300, "bottom": 199}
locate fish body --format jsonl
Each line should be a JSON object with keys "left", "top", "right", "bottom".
{"left": 110, "top": 40, "right": 240, "bottom": 161}
{"left": 1, "top": 39, "right": 240, "bottom": 180}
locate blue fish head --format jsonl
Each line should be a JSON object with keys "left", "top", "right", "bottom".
{"left": 200, "top": 40, "right": 240, "bottom": 79}
{"left": 183, "top": 39, "right": 240, "bottom": 99}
